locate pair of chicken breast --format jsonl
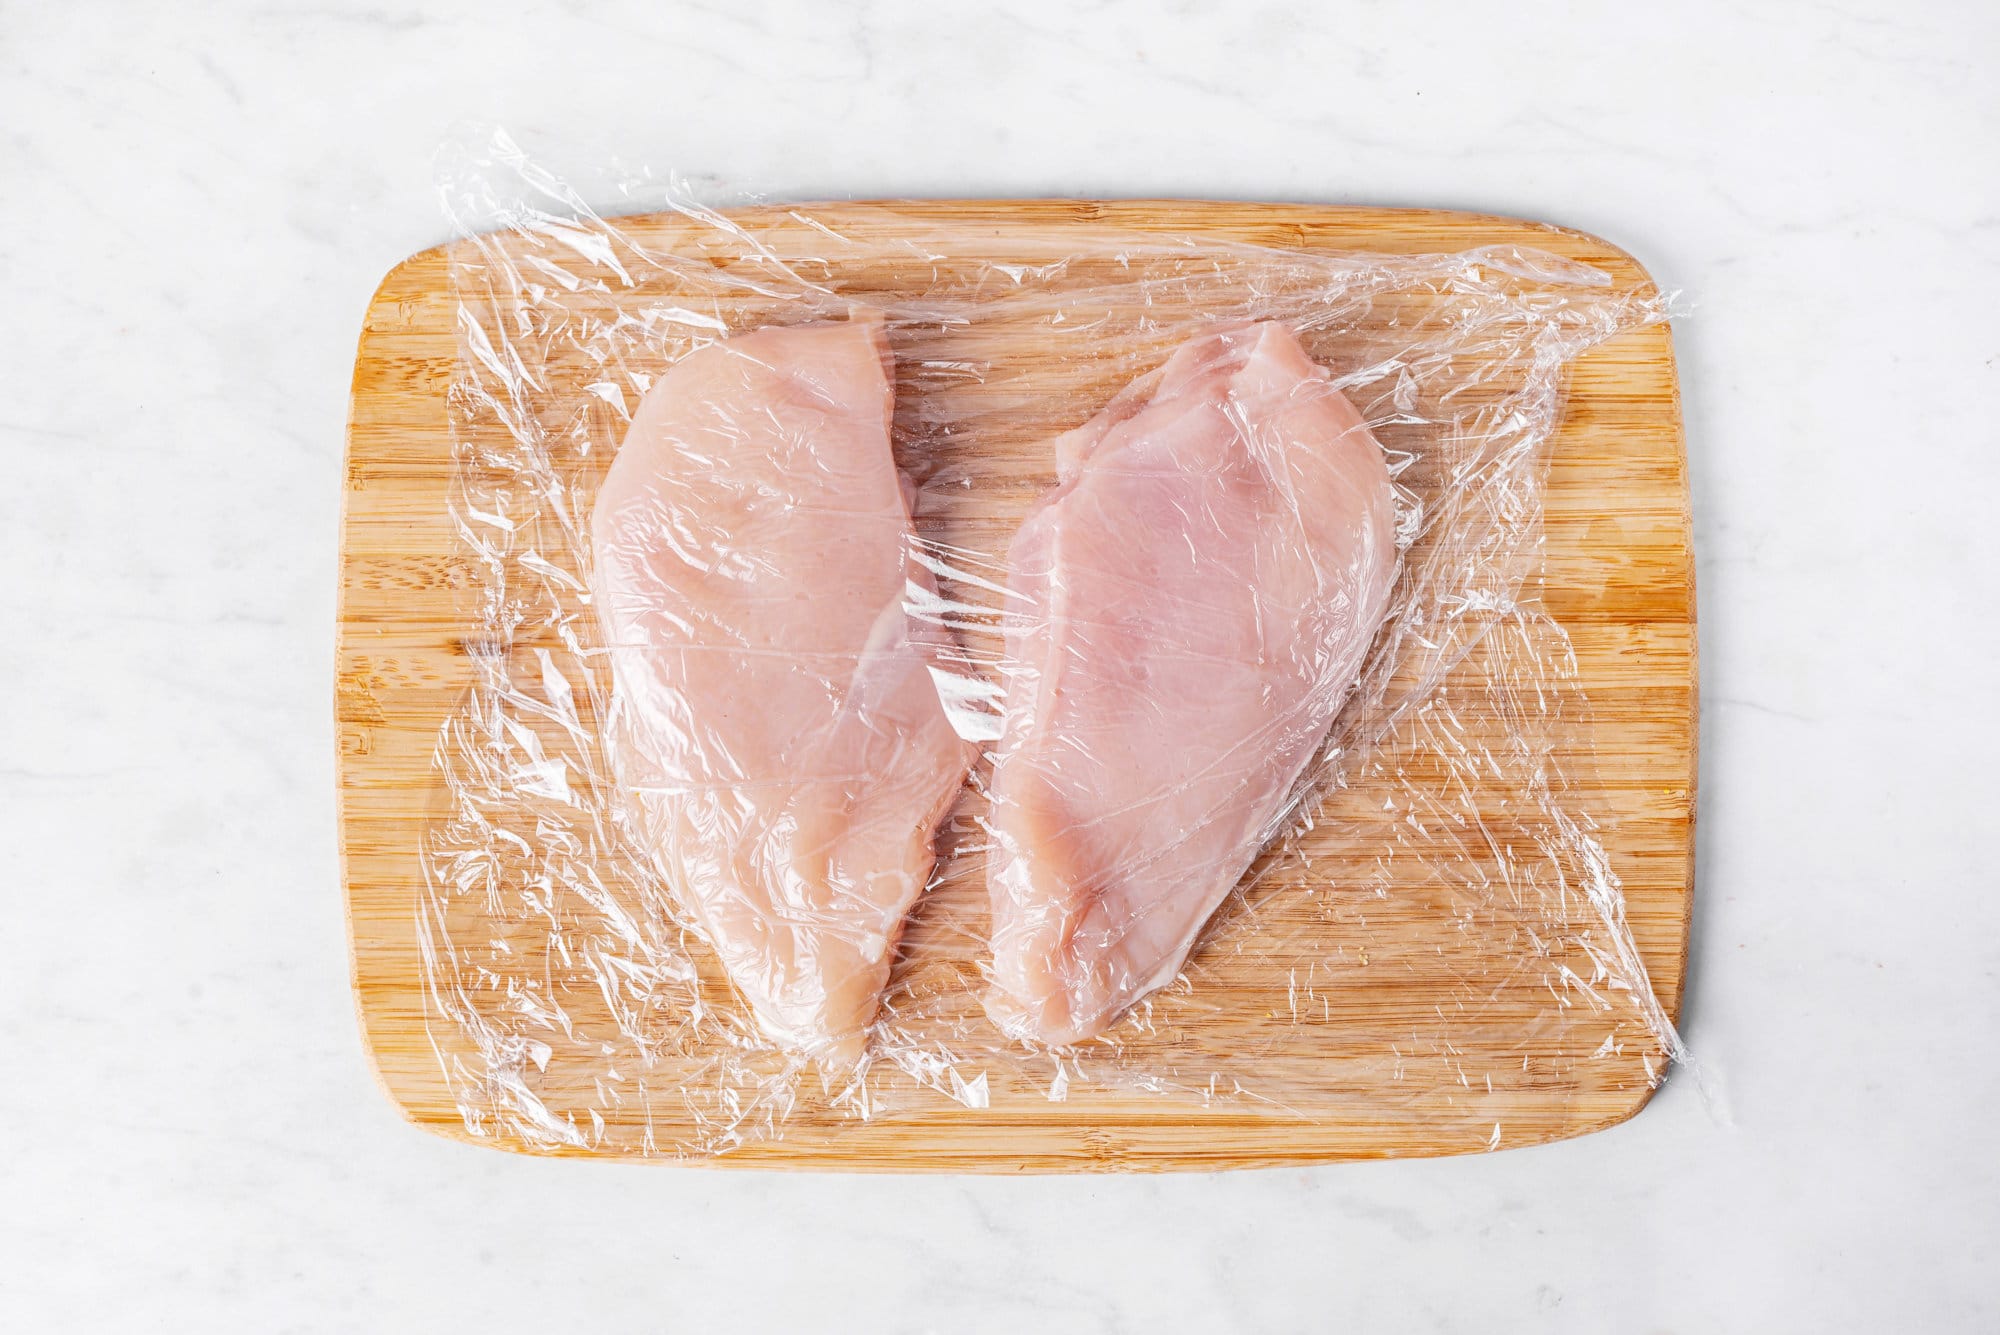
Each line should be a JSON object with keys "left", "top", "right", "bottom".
{"left": 590, "top": 313, "right": 1397, "bottom": 1060}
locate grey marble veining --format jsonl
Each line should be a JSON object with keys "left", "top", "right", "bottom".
{"left": 1, "top": 1, "right": 1996, "bottom": 1330}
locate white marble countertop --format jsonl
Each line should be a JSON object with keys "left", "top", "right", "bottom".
{"left": 4, "top": 1, "right": 1995, "bottom": 1329}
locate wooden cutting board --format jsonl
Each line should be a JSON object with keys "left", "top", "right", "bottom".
{"left": 339, "top": 201, "right": 1694, "bottom": 1170}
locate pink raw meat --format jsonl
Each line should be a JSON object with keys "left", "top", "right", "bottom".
{"left": 986, "top": 321, "right": 1399, "bottom": 1044}
{"left": 591, "top": 313, "right": 971, "bottom": 1061}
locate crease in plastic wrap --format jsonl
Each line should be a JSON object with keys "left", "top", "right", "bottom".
{"left": 420, "top": 134, "right": 1686, "bottom": 1158}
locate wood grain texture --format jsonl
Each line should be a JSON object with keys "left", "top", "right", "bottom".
{"left": 339, "top": 201, "right": 1694, "bottom": 1171}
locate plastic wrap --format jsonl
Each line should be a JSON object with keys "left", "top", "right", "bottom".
{"left": 421, "top": 132, "right": 1684, "bottom": 1157}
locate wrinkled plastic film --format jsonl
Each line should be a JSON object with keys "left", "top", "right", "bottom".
{"left": 421, "top": 131, "right": 1684, "bottom": 1156}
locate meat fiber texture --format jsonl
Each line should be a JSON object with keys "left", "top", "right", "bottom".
{"left": 590, "top": 313, "right": 972, "bottom": 1062}
{"left": 985, "top": 321, "right": 1399, "bottom": 1044}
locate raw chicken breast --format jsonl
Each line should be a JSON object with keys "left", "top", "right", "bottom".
{"left": 591, "top": 313, "right": 971, "bottom": 1062}
{"left": 986, "top": 321, "right": 1398, "bottom": 1045}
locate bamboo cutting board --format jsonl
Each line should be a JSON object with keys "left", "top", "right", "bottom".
{"left": 339, "top": 201, "right": 1694, "bottom": 1170}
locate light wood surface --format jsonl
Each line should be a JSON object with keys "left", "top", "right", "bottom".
{"left": 339, "top": 201, "right": 1694, "bottom": 1170}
